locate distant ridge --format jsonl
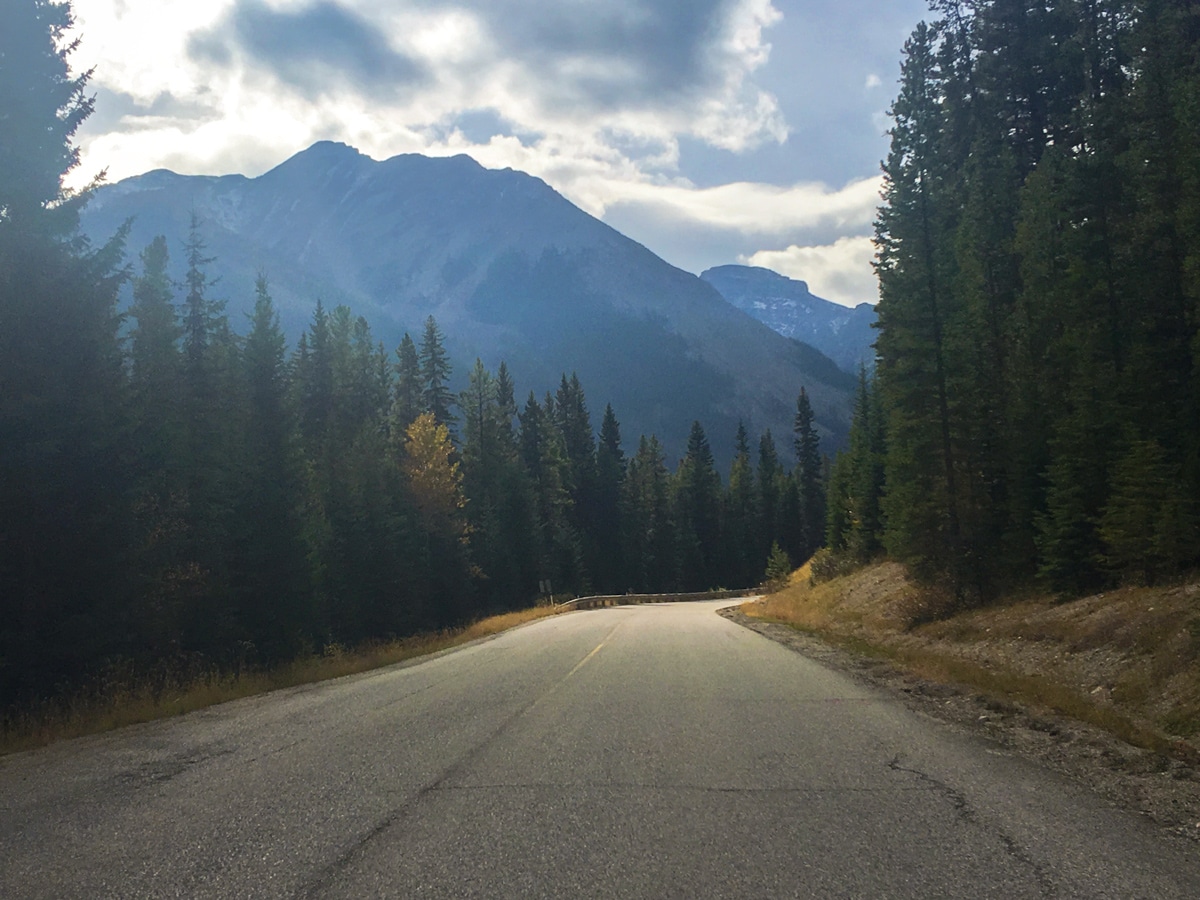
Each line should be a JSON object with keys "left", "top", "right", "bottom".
{"left": 701, "top": 265, "right": 877, "bottom": 373}
{"left": 82, "top": 142, "right": 854, "bottom": 460}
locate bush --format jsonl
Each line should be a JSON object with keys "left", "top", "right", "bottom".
{"left": 1100, "top": 439, "right": 1197, "bottom": 586}
{"left": 763, "top": 542, "right": 793, "bottom": 592}
{"left": 809, "top": 548, "right": 858, "bottom": 585}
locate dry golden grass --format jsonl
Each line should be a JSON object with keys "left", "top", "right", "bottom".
{"left": 1, "top": 604, "right": 563, "bottom": 757}
{"left": 750, "top": 560, "right": 919, "bottom": 633}
{"left": 744, "top": 562, "right": 1200, "bottom": 761}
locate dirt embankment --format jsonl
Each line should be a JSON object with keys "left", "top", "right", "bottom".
{"left": 732, "top": 562, "right": 1200, "bottom": 841}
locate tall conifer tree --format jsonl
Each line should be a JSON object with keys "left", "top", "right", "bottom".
{"left": 419, "top": 315, "right": 455, "bottom": 427}
{"left": 0, "top": 0, "right": 132, "bottom": 695}
{"left": 674, "top": 421, "right": 722, "bottom": 590}
{"left": 793, "top": 387, "right": 826, "bottom": 562}
{"left": 725, "top": 423, "right": 759, "bottom": 587}
{"left": 127, "top": 237, "right": 190, "bottom": 653}
{"left": 875, "top": 21, "right": 968, "bottom": 595}
{"left": 757, "top": 430, "right": 782, "bottom": 561}
{"left": 622, "top": 435, "right": 676, "bottom": 592}
{"left": 389, "top": 332, "right": 423, "bottom": 442}
{"left": 594, "top": 404, "right": 627, "bottom": 591}
{"left": 234, "top": 277, "right": 312, "bottom": 658}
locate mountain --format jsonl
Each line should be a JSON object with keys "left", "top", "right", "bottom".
{"left": 700, "top": 265, "right": 877, "bottom": 373}
{"left": 81, "top": 142, "right": 854, "bottom": 461}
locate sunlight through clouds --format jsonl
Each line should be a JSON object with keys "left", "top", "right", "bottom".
{"left": 66, "top": 0, "right": 928, "bottom": 303}
{"left": 72, "top": 0, "right": 787, "bottom": 182}
{"left": 744, "top": 236, "right": 879, "bottom": 307}
{"left": 598, "top": 176, "right": 882, "bottom": 234}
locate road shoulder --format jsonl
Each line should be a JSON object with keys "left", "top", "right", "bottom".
{"left": 719, "top": 605, "right": 1200, "bottom": 845}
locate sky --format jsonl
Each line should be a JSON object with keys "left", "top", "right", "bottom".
{"left": 68, "top": 0, "right": 932, "bottom": 307}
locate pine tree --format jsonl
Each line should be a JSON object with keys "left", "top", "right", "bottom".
{"left": 555, "top": 373, "right": 597, "bottom": 487}
{"left": 419, "top": 315, "right": 455, "bottom": 428}
{"left": 337, "top": 420, "right": 421, "bottom": 639}
{"left": 390, "top": 332, "right": 423, "bottom": 439}
{"left": 594, "top": 404, "right": 627, "bottom": 591}
{"left": 175, "top": 218, "right": 243, "bottom": 649}
{"left": 757, "top": 430, "right": 782, "bottom": 561}
{"left": 181, "top": 214, "right": 218, "bottom": 381}
{"left": 764, "top": 541, "right": 792, "bottom": 589}
{"left": 345, "top": 313, "right": 388, "bottom": 436}
{"left": 1122, "top": 0, "right": 1199, "bottom": 479}
{"left": 554, "top": 373, "right": 598, "bottom": 581}
{"left": 793, "top": 387, "right": 826, "bottom": 562}
{"left": 461, "top": 360, "right": 498, "bottom": 481}
{"left": 868, "top": 1, "right": 1200, "bottom": 603}
{"left": 777, "top": 475, "right": 804, "bottom": 566}
{"left": 458, "top": 360, "right": 538, "bottom": 611}
{"left": 674, "top": 421, "right": 722, "bottom": 590}
{"left": 233, "top": 276, "right": 312, "bottom": 658}
{"left": 297, "top": 301, "right": 334, "bottom": 455}
{"left": 519, "top": 393, "right": 585, "bottom": 595}
{"left": 328, "top": 306, "right": 356, "bottom": 443}
{"left": 875, "top": 20, "right": 968, "bottom": 596}
{"left": 458, "top": 359, "right": 503, "bottom": 591}
{"left": 828, "top": 368, "right": 886, "bottom": 562}
{"left": 0, "top": 0, "right": 132, "bottom": 697}
{"left": 1007, "top": 156, "right": 1071, "bottom": 576}
{"left": 126, "top": 236, "right": 190, "bottom": 654}
{"left": 1099, "top": 438, "right": 1196, "bottom": 585}
{"left": 495, "top": 362, "right": 518, "bottom": 437}
{"left": 622, "top": 435, "right": 677, "bottom": 592}
{"left": 128, "top": 236, "right": 184, "bottom": 488}
{"left": 0, "top": 0, "right": 95, "bottom": 241}
{"left": 129, "top": 237, "right": 182, "bottom": 423}
{"left": 725, "top": 422, "right": 759, "bottom": 587}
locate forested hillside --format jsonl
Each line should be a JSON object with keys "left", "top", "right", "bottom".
{"left": 79, "top": 142, "right": 855, "bottom": 464}
{"left": 0, "top": 3, "right": 830, "bottom": 710}
{"left": 826, "top": 0, "right": 1200, "bottom": 601}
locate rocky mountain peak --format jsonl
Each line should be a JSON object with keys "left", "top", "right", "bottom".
{"left": 81, "top": 143, "right": 855, "bottom": 461}
{"left": 701, "top": 264, "right": 877, "bottom": 373}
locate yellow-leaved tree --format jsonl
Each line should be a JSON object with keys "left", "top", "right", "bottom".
{"left": 403, "top": 412, "right": 468, "bottom": 541}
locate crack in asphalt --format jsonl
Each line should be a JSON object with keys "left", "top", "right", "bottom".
{"left": 888, "top": 754, "right": 1058, "bottom": 898}
{"left": 887, "top": 754, "right": 977, "bottom": 825}
{"left": 291, "top": 710, "right": 535, "bottom": 898}
{"left": 117, "top": 744, "right": 238, "bottom": 786}
{"left": 242, "top": 739, "right": 303, "bottom": 765}
{"left": 429, "top": 782, "right": 933, "bottom": 795}
{"left": 293, "top": 621, "right": 627, "bottom": 898}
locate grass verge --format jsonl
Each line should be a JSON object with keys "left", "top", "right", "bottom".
{"left": 1, "top": 605, "right": 563, "bottom": 757}
{"left": 743, "top": 561, "right": 1200, "bottom": 763}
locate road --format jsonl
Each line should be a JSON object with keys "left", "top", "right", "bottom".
{"left": 2, "top": 600, "right": 1199, "bottom": 898}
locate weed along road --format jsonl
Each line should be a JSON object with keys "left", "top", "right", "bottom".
{"left": 2, "top": 601, "right": 1199, "bottom": 898}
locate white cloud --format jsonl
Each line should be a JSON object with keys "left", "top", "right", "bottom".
{"left": 71, "top": 1, "right": 233, "bottom": 103}
{"left": 71, "top": 0, "right": 787, "bottom": 183}
{"left": 743, "top": 235, "right": 878, "bottom": 307}
{"left": 66, "top": 1, "right": 890, "bottom": 284}
{"left": 598, "top": 175, "right": 881, "bottom": 235}
{"left": 865, "top": 73, "right": 883, "bottom": 89}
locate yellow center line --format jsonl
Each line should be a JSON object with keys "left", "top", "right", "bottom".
{"left": 564, "top": 639, "right": 608, "bottom": 679}
{"left": 522, "top": 619, "right": 627, "bottom": 717}
{"left": 563, "top": 620, "right": 623, "bottom": 680}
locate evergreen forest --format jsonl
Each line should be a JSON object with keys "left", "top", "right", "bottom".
{"left": 826, "top": 0, "right": 1200, "bottom": 600}
{"left": 0, "top": 2, "right": 829, "bottom": 710}
{"left": 7, "top": 0, "right": 1200, "bottom": 716}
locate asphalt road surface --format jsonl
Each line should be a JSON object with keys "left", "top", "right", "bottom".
{"left": 3, "top": 600, "right": 1199, "bottom": 899}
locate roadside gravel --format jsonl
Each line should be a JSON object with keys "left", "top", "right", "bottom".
{"left": 721, "top": 606, "right": 1200, "bottom": 846}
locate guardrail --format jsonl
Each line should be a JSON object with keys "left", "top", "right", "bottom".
{"left": 554, "top": 588, "right": 761, "bottom": 611}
